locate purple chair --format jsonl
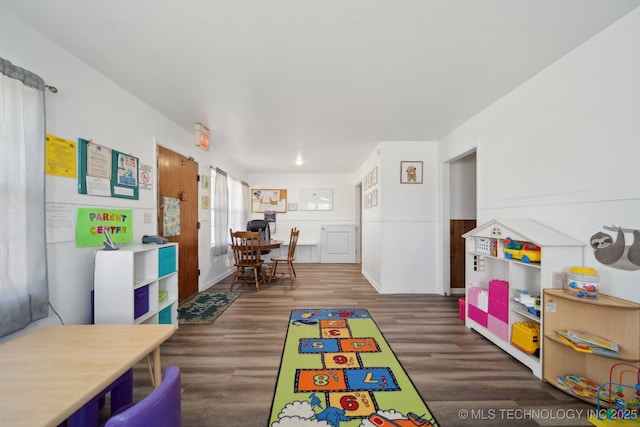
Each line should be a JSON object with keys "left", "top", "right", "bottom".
{"left": 102, "top": 366, "right": 181, "bottom": 427}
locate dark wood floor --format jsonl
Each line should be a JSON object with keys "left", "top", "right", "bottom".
{"left": 128, "top": 264, "right": 595, "bottom": 427}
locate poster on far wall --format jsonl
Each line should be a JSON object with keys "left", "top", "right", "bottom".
{"left": 163, "top": 197, "right": 181, "bottom": 237}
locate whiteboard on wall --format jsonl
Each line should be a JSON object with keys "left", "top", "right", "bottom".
{"left": 300, "top": 189, "right": 333, "bottom": 211}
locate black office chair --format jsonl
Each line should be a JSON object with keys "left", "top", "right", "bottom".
{"left": 246, "top": 219, "right": 271, "bottom": 255}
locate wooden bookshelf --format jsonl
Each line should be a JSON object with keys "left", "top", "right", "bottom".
{"left": 542, "top": 289, "right": 640, "bottom": 404}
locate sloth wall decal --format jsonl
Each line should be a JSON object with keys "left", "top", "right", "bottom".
{"left": 590, "top": 226, "right": 640, "bottom": 271}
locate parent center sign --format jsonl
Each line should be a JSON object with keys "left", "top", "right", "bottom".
{"left": 76, "top": 208, "right": 133, "bottom": 247}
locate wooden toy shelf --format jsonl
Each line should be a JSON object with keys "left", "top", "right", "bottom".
{"left": 542, "top": 289, "right": 640, "bottom": 405}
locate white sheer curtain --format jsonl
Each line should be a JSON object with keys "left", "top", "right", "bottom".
{"left": 211, "top": 167, "right": 228, "bottom": 255}
{"left": 0, "top": 57, "right": 49, "bottom": 337}
{"left": 241, "top": 181, "right": 250, "bottom": 228}
{"left": 227, "top": 177, "right": 247, "bottom": 236}
{"left": 210, "top": 169, "right": 250, "bottom": 256}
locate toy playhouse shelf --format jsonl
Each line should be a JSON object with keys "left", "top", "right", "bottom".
{"left": 94, "top": 243, "right": 179, "bottom": 328}
{"left": 463, "top": 219, "right": 584, "bottom": 379}
{"left": 543, "top": 289, "right": 640, "bottom": 406}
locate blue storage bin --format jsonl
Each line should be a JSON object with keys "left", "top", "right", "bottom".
{"left": 134, "top": 285, "right": 149, "bottom": 319}
{"left": 158, "top": 246, "right": 176, "bottom": 277}
{"left": 159, "top": 306, "right": 172, "bottom": 325}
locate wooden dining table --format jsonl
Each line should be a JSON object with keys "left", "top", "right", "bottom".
{"left": 230, "top": 239, "right": 283, "bottom": 251}
{"left": 259, "top": 239, "right": 284, "bottom": 251}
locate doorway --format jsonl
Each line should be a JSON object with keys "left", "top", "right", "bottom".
{"left": 444, "top": 150, "right": 477, "bottom": 295}
{"left": 157, "top": 145, "right": 199, "bottom": 303}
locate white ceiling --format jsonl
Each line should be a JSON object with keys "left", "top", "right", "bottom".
{"left": 2, "top": 1, "right": 639, "bottom": 173}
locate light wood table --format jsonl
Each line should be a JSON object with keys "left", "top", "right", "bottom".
{"left": 0, "top": 324, "right": 175, "bottom": 427}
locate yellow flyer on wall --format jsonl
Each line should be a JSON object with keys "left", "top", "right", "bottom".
{"left": 45, "top": 134, "right": 77, "bottom": 178}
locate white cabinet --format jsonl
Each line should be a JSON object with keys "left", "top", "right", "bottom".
{"left": 463, "top": 219, "right": 583, "bottom": 378}
{"left": 94, "top": 243, "right": 179, "bottom": 328}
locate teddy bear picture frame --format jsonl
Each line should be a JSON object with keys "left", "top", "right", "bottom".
{"left": 400, "top": 161, "right": 423, "bottom": 184}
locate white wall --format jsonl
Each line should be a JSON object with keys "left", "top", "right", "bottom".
{"left": 246, "top": 172, "right": 357, "bottom": 263}
{"left": 358, "top": 141, "right": 440, "bottom": 293}
{"left": 357, "top": 146, "right": 383, "bottom": 289}
{"left": 439, "top": 8, "right": 640, "bottom": 303}
{"left": 0, "top": 8, "right": 246, "bottom": 334}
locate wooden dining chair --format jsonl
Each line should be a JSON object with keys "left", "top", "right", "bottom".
{"left": 269, "top": 228, "right": 299, "bottom": 283}
{"left": 229, "top": 229, "right": 266, "bottom": 291}
{"left": 246, "top": 219, "right": 271, "bottom": 255}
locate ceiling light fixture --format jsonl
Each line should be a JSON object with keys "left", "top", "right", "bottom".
{"left": 295, "top": 156, "right": 303, "bottom": 166}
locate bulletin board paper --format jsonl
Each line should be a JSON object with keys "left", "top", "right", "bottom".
{"left": 77, "top": 138, "right": 139, "bottom": 200}
{"left": 251, "top": 189, "right": 287, "bottom": 213}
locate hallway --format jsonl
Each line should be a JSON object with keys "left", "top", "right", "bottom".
{"left": 130, "top": 264, "right": 593, "bottom": 427}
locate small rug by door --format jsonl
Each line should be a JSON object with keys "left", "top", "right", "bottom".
{"left": 177, "top": 291, "right": 241, "bottom": 324}
{"left": 269, "top": 309, "right": 439, "bottom": 427}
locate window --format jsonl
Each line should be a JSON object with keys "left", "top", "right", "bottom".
{"left": 227, "top": 177, "right": 246, "bottom": 237}
{"left": 210, "top": 168, "right": 249, "bottom": 255}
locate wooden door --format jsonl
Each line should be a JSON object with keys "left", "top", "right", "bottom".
{"left": 157, "top": 145, "right": 199, "bottom": 303}
{"left": 450, "top": 219, "right": 476, "bottom": 289}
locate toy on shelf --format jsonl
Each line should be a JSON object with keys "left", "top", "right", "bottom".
{"left": 590, "top": 362, "right": 640, "bottom": 424}
{"left": 475, "top": 237, "right": 498, "bottom": 256}
{"left": 566, "top": 266, "right": 600, "bottom": 298}
{"left": 556, "top": 373, "right": 612, "bottom": 404}
{"left": 513, "top": 289, "right": 541, "bottom": 317}
{"left": 554, "top": 329, "right": 622, "bottom": 359}
{"left": 511, "top": 322, "right": 540, "bottom": 356}
{"left": 503, "top": 237, "right": 541, "bottom": 263}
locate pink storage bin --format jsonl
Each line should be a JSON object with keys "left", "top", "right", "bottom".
{"left": 488, "top": 314, "right": 509, "bottom": 342}
{"left": 467, "top": 286, "right": 481, "bottom": 306}
{"left": 459, "top": 298, "right": 466, "bottom": 321}
{"left": 488, "top": 279, "right": 509, "bottom": 303}
{"left": 488, "top": 299, "right": 509, "bottom": 323}
{"left": 467, "top": 304, "right": 488, "bottom": 327}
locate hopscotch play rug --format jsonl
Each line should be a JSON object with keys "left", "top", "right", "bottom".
{"left": 177, "top": 291, "right": 241, "bottom": 324}
{"left": 269, "top": 309, "right": 439, "bottom": 427}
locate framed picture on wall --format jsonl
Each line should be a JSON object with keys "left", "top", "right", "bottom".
{"left": 400, "top": 161, "right": 423, "bottom": 184}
